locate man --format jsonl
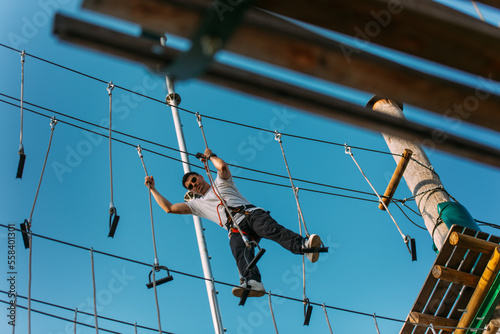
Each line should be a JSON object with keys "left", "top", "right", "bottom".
{"left": 145, "top": 148, "right": 323, "bottom": 297}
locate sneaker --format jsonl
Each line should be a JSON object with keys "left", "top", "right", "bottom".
{"left": 303, "top": 234, "right": 322, "bottom": 263}
{"left": 232, "top": 279, "right": 266, "bottom": 297}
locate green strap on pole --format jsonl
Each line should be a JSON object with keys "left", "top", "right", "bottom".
{"left": 158, "top": 0, "right": 254, "bottom": 80}
{"left": 465, "top": 272, "right": 500, "bottom": 334}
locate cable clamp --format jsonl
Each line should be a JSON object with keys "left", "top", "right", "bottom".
{"left": 274, "top": 130, "right": 282, "bottom": 143}
{"left": 50, "top": 116, "right": 58, "bottom": 128}
{"left": 344, "top": 143, "right": 352, "bottom": 155}
{"left": 196, "top": 112, "right": 203, "bottom": 127}
{"left": 20, "top": 50, "right": 26, "bottom": 63}
{"left": 136, "top": 145, "right": 143, "bottom": 158}
{"left": 107, "top": 81, "right": 114, "bottom": 96}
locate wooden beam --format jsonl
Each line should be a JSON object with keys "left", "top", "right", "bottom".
{"left": 450, "top": 232, "right": 499, "bottom": 255}
{"left": 476, "top": 1, "right": 500, "bottom": 11}
{"left": 455, "top": 247, "right": 500, "bottom": 334}
{"left": 254, "top": 0, "right": 500, "bottom": 81}
{"left": 378, "top": 148, "right": 412, "bottom": 210}
{"left": 52, "top": 14, "right": 500, "bottom": 169}
{"left": 82, "top": 0, "right": 500, "bottom": 134}
{"left": 432, "top": 265, "right": 480, "bottom": 288}
{"left": 409, "top": 312, "right": 458, "bottom": 332}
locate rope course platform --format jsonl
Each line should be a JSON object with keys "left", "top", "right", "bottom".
{"left": 400, "top": 225, "right": 500, "bottom": 334}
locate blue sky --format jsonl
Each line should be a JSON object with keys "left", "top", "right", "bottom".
{"left": 1, "top": 1, "right": 500, "bottom": 333}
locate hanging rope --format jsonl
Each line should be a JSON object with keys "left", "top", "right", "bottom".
{"left": 16, "top": 50, "right": 26, "bottom": 179}
{"left": 322, "top": 303, "right": 333, "bottom": 334}
{"left": 471, "top": 1, "right": 485, "bottom": 21}
{"left": 345, "top": 144, "right": 416, "bottom": 260}
{"left": 373, "top": 313, "right": 381, "bottom": 334}
{"left": 90, "top": 249, "right": 99, "bottom": 334}
{"left": 136, "top": 145, "right": 164, "bottom": 334}
{"left": 25, "top": 116, "right": 57, "bottom": 334}
{"left": 274, "top": 131, "right": 309, "bottom": 237}
{"left": 74, "top": 308, "right": 78, "bottom": 334}
{"left": 107, "top": 81, "right": 119, "bottom": 238}
{"left": 268, "top": 292, "right": 279, "bottom": 334}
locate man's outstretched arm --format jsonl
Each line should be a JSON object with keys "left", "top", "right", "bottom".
{"left": 145, "top": 175, "right": 192, "bottom": 214}
{"left": 205, "top": 148, "right": 231, "bottom": 180}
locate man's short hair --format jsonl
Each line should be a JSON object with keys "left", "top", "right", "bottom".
{"left": 182, "top": 172, "right": 199, "bottom": 189}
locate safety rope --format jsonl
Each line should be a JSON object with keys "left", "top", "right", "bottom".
{"left": 268, "top": 292, "right": 279, "bottom": 334}
{"left": 195, "top": 113, "right": 250, "bottom": 247}
{"left": 17, "top": 50, "right": 26, "bottom": 179}
{"left": 373, "top": 313, "right": 381, "bottom": 334}
{"left": 322, "top": 303, "right": 333, "bottom": 334}
{"left": 274, "top": 131, "right": 309, "bottom": 237}
{"left": 90, "top": 248, "right": 99, "bottom": 334}
{"left": 74, "top": 308, "right": 78, "bottom": 334}
{"left": 136, "top": 145, "right": 163, "bottom": 333}
{"left": 345, "top": 144, "right": 406, "bottom": 240}
{"left": 107, "top": 81, "right": 119, "bottom": 237}
{"left": 28, "top": 116, "right": 57, "bottom": 224}
{"left": 26, "top": 116, "right": 57, "bottom": 334}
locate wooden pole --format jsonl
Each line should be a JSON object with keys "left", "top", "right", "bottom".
{"left": 431, "top": 265, "right": 480, "bottom": 288}
{"left": 368, "top": 97, "right": 451, "bottom": 251}
{"left": 379, "top": 148, "right": 412, "bottom": 210}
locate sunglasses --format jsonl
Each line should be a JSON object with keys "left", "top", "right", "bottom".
{"left": 187, "top": 176, "right": 197, "bottom": 190}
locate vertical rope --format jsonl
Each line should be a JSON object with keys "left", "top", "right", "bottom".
{"left": 134, "top": 322, "right": 138, "bottom": 334}
{"left": 322, "top": 304, "right": 333, "bottom": 334}
{"left": 373, "top": 313, "right": 381, "bottom": 334}
{"left": 19, "top": 50, "right": 25, "bottom": 154}
{"left": 27, "top": 235, "right": 32, "bottom": 334}
{"left": 73, "top": 308, "right": 78, "bottom": 334}
{"left": 107, "top": 82, "right": 115, "bottom": 210}
{"left": 471, "top": 1, "right": 485, "bottom": 21}
{"left": 11, "top": 293, "right": 17, "bottom": 334}
{"left": 90, "top": 248, "right": 99, "bottom": 334}
{"left": 268, "top": 292, "right": 279, "bottom": 334}
{"left": 136, "top": 146, "right": 163, "bottom": 333}
{"left": 274, "top": 131, "right": 309, "bottom": 236}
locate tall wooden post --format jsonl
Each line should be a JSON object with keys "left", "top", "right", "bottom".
{"left": 368, "top": 97, "right": 451, "bottom": 251}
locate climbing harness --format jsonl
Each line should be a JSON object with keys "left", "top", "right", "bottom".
{"left": 194, "top": 113, "right": 265, "bottom": 305}
{"left": 268, "top": 292, "right": 279, "bottom": 334}
{"left": 345, "top": 144, "right": 417, "bottom": 261}
{"left": 373, "top": 313, "right": 381, "bottom": 334}
{"left": 136, "top": 145, "right": 173, "bottom": 333}
{"left": 274, "top": 131, "right": 328, "bottom": 322}
{"left": 16, "top": 50, "right": 26, "bottom": 179}
{"left": 322, "top": 304, "right": 333, "bottom": 334}
{"left": 107, "top": 81, "right": 120, "bottom": 238}
{"left": 90, "top": 248, "right": 99, "bottom": 334}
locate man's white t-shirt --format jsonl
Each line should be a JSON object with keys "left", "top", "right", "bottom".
{"left": 186, "top": 175, "right": 260, "bottom": 229}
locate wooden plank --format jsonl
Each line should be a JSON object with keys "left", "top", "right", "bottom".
{"left": 254, "top": 0, "right": 500, "bottom": 81}
{"left": 450, "top": 234, "right": 500, "bottom": 320}
{"left": 399, "top": 225, "right": 465, "bottom": 334}
{"left": 53, "top": 14, "right": 500, "bottom": 170}
{"left": 82, "top": 0, "right": 500, "bottom": 134}
{"left": 450, "top": 232, "right": 498, "bottom": 255}
{"left": 436, "top": 231, "right": 489, "bottom": 319}
{"left": 409, "top": 312, "right": 458, "bottom": 332}
{"left": 432, "top": 265, "right": 480, "bottom": 288}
